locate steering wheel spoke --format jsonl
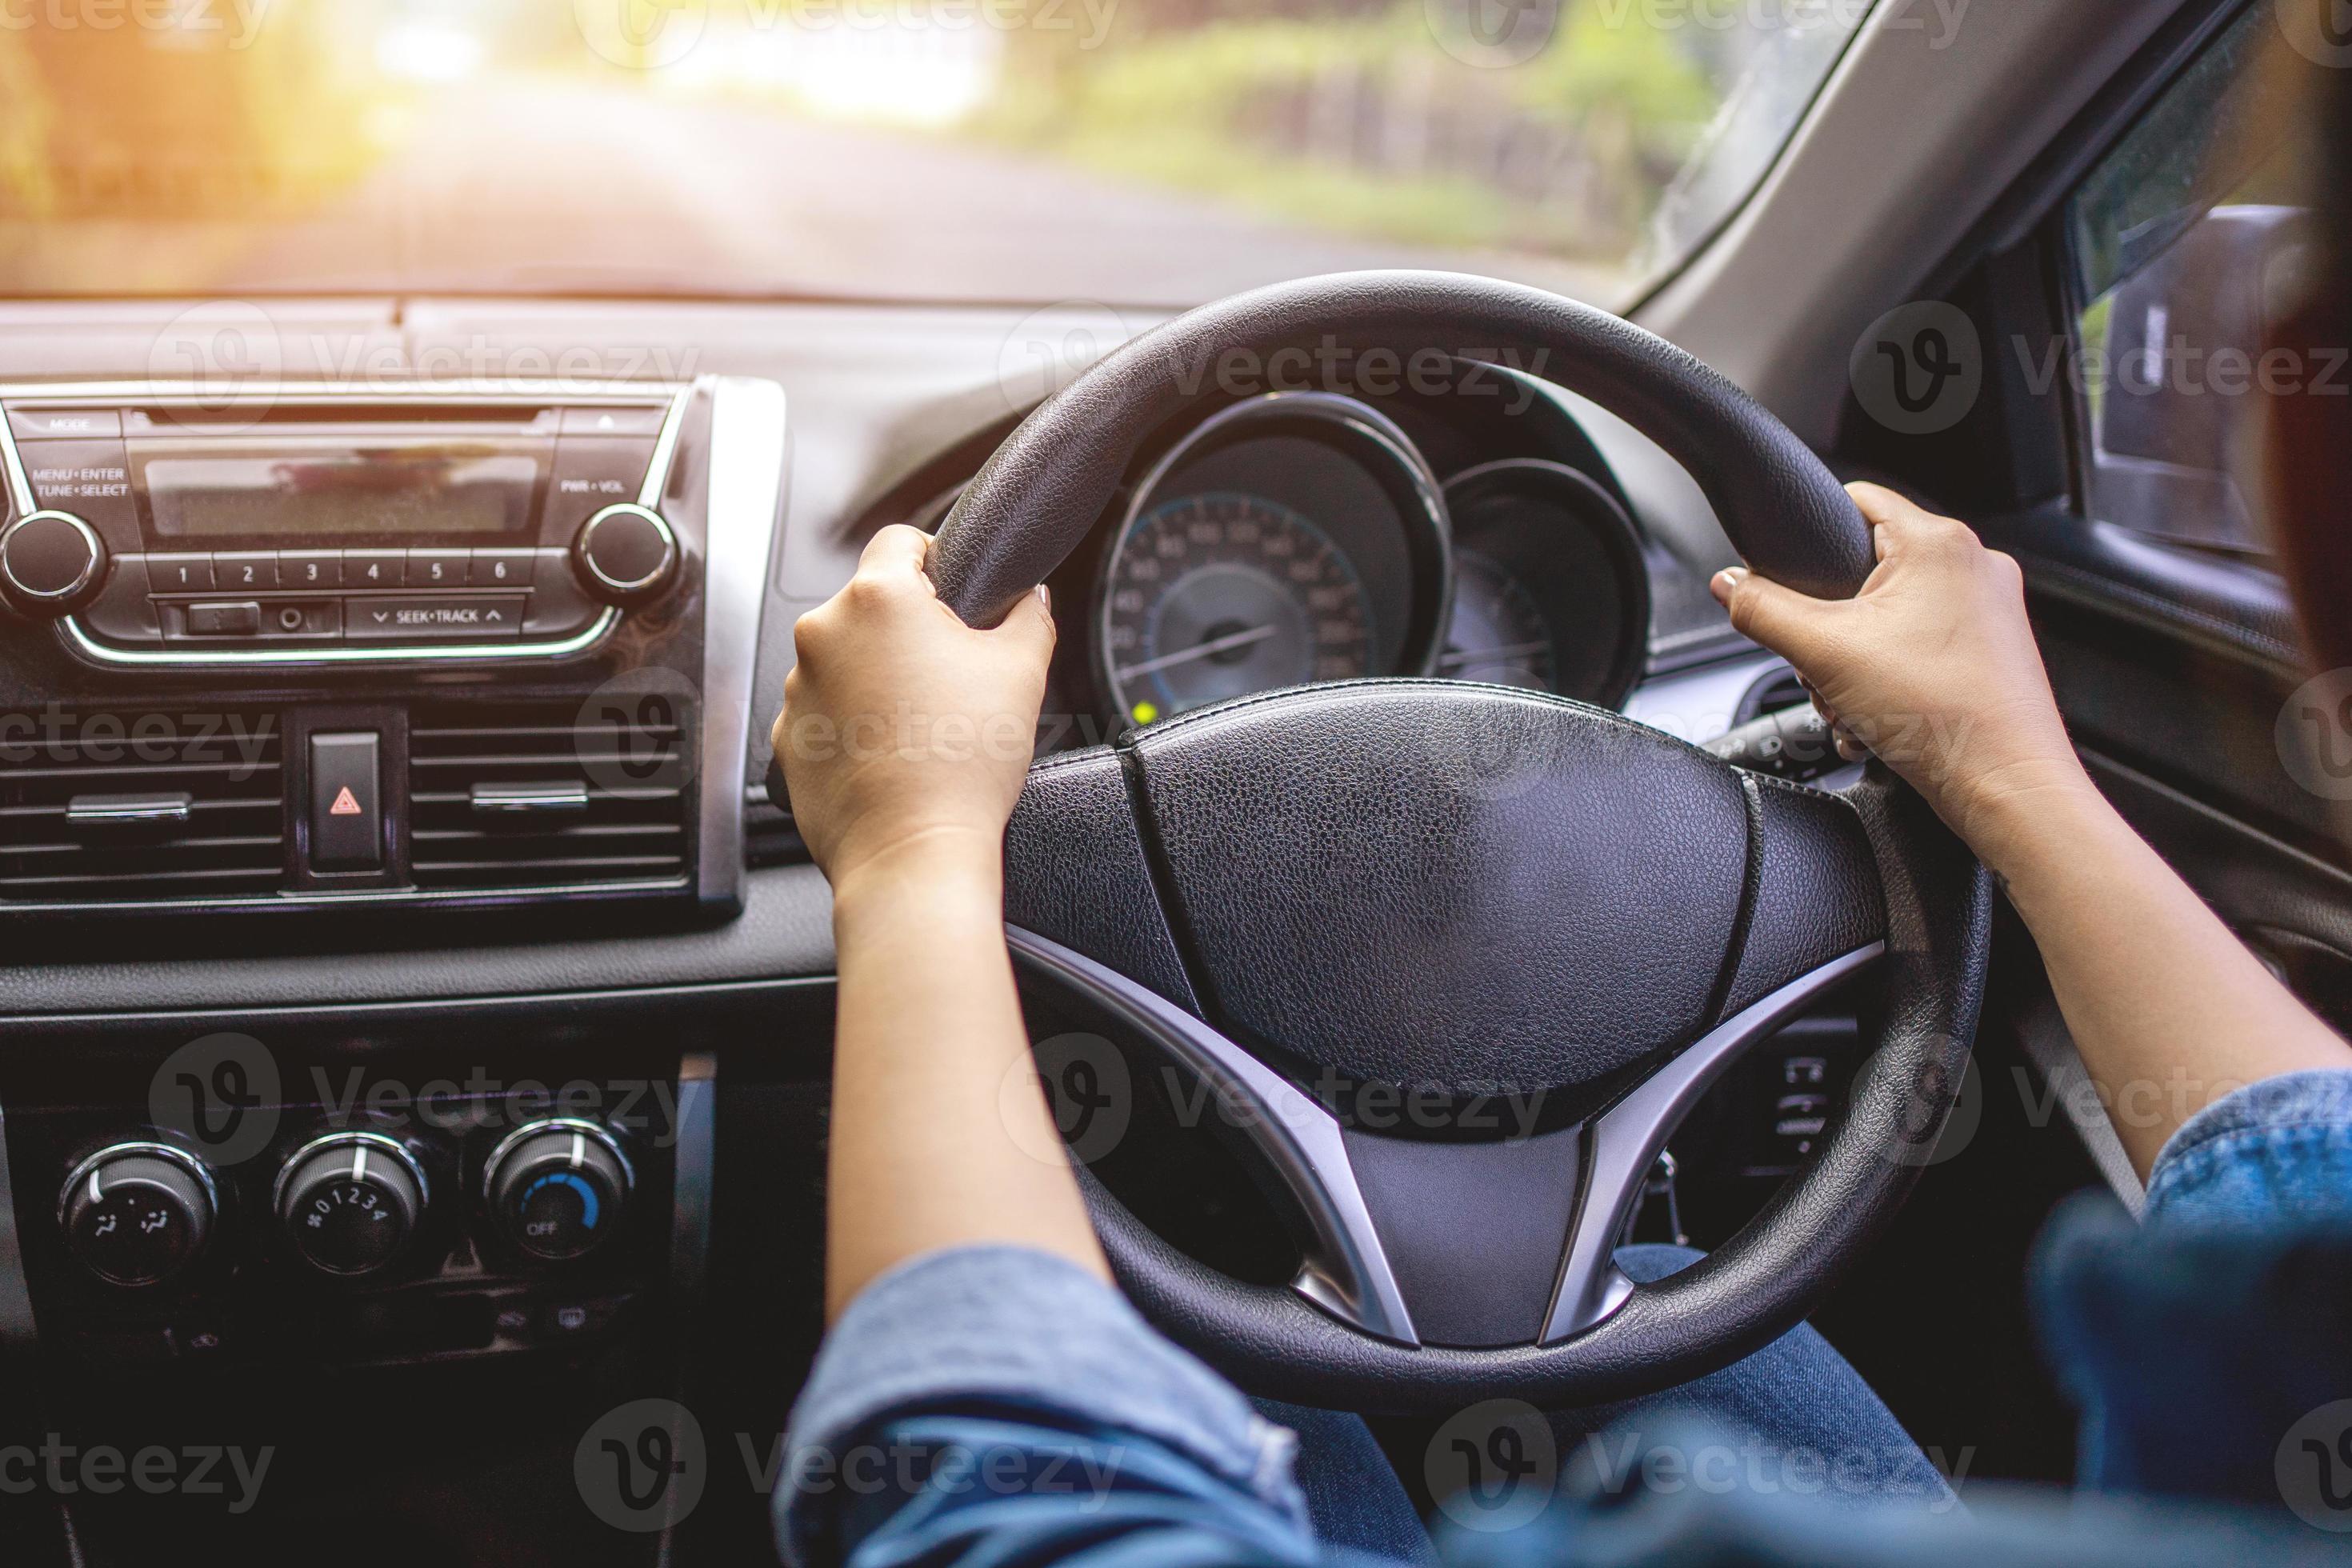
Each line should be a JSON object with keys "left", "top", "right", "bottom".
{"left": 1010, "top": 926, "right": 1422, "bottom": 1345}
{"left": 1543, "top": 940, "right": 1883, "bottom": 1342}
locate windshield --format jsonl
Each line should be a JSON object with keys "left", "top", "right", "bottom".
{"left": 0, "top": 0, "right": 1866, "bottom": 308}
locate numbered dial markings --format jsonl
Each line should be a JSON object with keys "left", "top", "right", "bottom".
{"left": 1102, "top": 493, "right": 1374, "bottom": 724}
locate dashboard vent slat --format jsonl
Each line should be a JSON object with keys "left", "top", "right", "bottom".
{"left": 0, "top": 712, "right": 286, "bottom": 902}
{"left": 406, "top": 702, "right": 691, "bottom": 893}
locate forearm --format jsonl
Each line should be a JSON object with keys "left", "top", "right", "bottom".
{"left": 1974, "top": 772, "right": 2352, "bottom": 1178}
{"left": 823, "top": 834, "right": 1109, "bottom": 1320}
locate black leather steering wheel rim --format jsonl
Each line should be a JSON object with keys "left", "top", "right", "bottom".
{"left": 934, "top": 270, "right": 1992, "bottom": 1413}
{"left": 932, "top": 270, "right": 1876, "bottom": 625}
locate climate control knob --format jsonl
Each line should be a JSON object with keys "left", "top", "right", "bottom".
{"left": 483, "top": 1118, "right": 632, "bottom": 1261}
{"left": 58, "top": 1143, "right": 216, "bottom": 1286}
{"left": 573, "top": 502, "right": 678, "bottom": 607}
{"left": 0, "top": 509, "right": 106, "bottom": 617}
{"left": 274, "top": 1132, "right": 426, "bottom": 1276}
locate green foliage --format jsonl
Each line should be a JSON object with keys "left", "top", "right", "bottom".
{"left": 973, "top": 0, "right": 1717, "bottom": 262}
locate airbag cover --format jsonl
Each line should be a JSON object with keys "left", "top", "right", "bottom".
{"left": 1126, "top": 682, "right": 1750, "bottom": 1097}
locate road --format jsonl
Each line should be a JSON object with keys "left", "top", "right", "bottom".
{"left": 230, "top": 79, "right": 1619, "bottom": 306}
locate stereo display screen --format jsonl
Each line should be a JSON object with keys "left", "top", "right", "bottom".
{"left": 143, "top": 451, "right": 538, "bottom": 538}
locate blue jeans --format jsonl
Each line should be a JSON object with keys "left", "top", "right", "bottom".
{"left": 1266, "top": 1244, "right": 1953, "bottom": 1562}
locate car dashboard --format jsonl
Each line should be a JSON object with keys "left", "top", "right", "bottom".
{"left": 0, "top": 294, "right": 1821, "bottom": 1562}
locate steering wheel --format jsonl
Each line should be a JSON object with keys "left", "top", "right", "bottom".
{"left": 931, "top": 271, "right": 1992, "bottom": 1414}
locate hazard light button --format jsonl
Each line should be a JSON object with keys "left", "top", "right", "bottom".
{"left": 310, "top": 731, "right": 383, "bottom": 871}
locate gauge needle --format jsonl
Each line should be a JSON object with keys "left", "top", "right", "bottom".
{"left": 1437, "top": 640, "right": 1550, "bottom": 670}
{"left": 1117, "top": 624, "right": 1278, "bottom": 680}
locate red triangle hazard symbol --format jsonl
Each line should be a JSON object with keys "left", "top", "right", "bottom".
{"left": 329, "top": 786, "right": 363, "bottom": 817}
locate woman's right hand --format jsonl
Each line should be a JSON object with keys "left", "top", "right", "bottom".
{"left": 1710, "top": 482, "right": 2093, "bottom": 869}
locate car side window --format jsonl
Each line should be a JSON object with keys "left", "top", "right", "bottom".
{"left": 2065, "top": 2, "right": 2324, "bottom": 558}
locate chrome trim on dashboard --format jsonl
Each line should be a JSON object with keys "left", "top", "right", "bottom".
{"left": 577, "top": 502, "right": 678, "bottom": 596}
{"left": 58, "top": 604, "right": 624, "bottom": 668}
{"left": 270, "top": 1130, "right": 430, "bottom": 1226}
{"left": 1, "top": 508, "right": 104, "bottom": 602}
{"left": 480, "top": 1116, "right": 636, "bottom": 1210}
{"left": 696, "top": 375, "right": 789, "bottom": 912}
{"left": 1007, "top": 925, "right": 1422, "bottom": 1346}
{"left": 56, "top": 1140, "right": 221, "bottom": 1234}
{"left": 0, "top": 380, "right": 693, "bottom": 668}
{"left": 0, "top": 874, "right": 690, "bottom": 919}
{"left": 1541, "top": 941, "right": 1886, "bottom": 1344}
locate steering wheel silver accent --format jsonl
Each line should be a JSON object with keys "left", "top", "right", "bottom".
{"left": 1543, "top": 938, "right": 1885, "bottom": 1342}
{"left": 1014, "top": 922, "right": 1882, "bottom": 1350}
{"left": 1010, "top": 925, "right": 1420, "bottom": 1345}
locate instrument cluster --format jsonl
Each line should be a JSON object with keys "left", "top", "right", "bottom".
{"left": 1080, "top": 392, "right": 1650, "bottom": 732}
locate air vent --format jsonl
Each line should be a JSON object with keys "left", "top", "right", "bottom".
{"left": 0, "top": 711, "right": 286, "bottom": 902}
{"left": 408, "top": 702, "right": 690, "bottom": 891}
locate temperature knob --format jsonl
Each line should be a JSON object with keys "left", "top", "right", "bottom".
{"left": 274, "top": 1132, "right": 426, "bottom": 1276}
{"left": 58, "top": 1143, "right": 216, "bottom": 1286}
{"left": 483, "top": 1118, "right": 632, "bottom": 1261}
{"left": 1, "top": 510, "right": 106, "bottom": 617}
{"left": 572, "top": 503, "right": 678, "bottom": 607}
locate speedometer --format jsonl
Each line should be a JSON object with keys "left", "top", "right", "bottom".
{"left": 1101, "top": 492, "right": 1373, "bottom": 724}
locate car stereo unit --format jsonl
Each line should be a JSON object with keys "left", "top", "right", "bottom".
{"left": 0, "top": 377, "right": 787, "bottom": 918}
{"left": 0, "top": 386, "right": 694, "bottom": 665}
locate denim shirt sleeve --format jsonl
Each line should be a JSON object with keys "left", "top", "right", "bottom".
{"left": 2142, "top": 1069, "right": 2352, "bottom": 1226}
{"left": 775, "top": 1245, "right": 1319, "bottom": 1568}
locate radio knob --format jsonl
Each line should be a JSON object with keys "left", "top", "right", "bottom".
{"left": 58, "top": 1143, "right": 216, "bottom": 1286}
{"left": 483, "top": 1118, "right": 632, "bottom": 1262}
{"left": 274, "top": 1132, "right": 427, "bottom": 1276}
{"left": 573, "top": 503, "right": 678, "bottom": 607}
{"left": 1, "top": 509, "right": 107, "bottom": 617}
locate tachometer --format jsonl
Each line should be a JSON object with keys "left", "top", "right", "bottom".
{"left": 1439, "top": 549, "right": 1558, "bottom": 690}
{"left": 1102, "top": 492, "right": 1373, "bottom": 724}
